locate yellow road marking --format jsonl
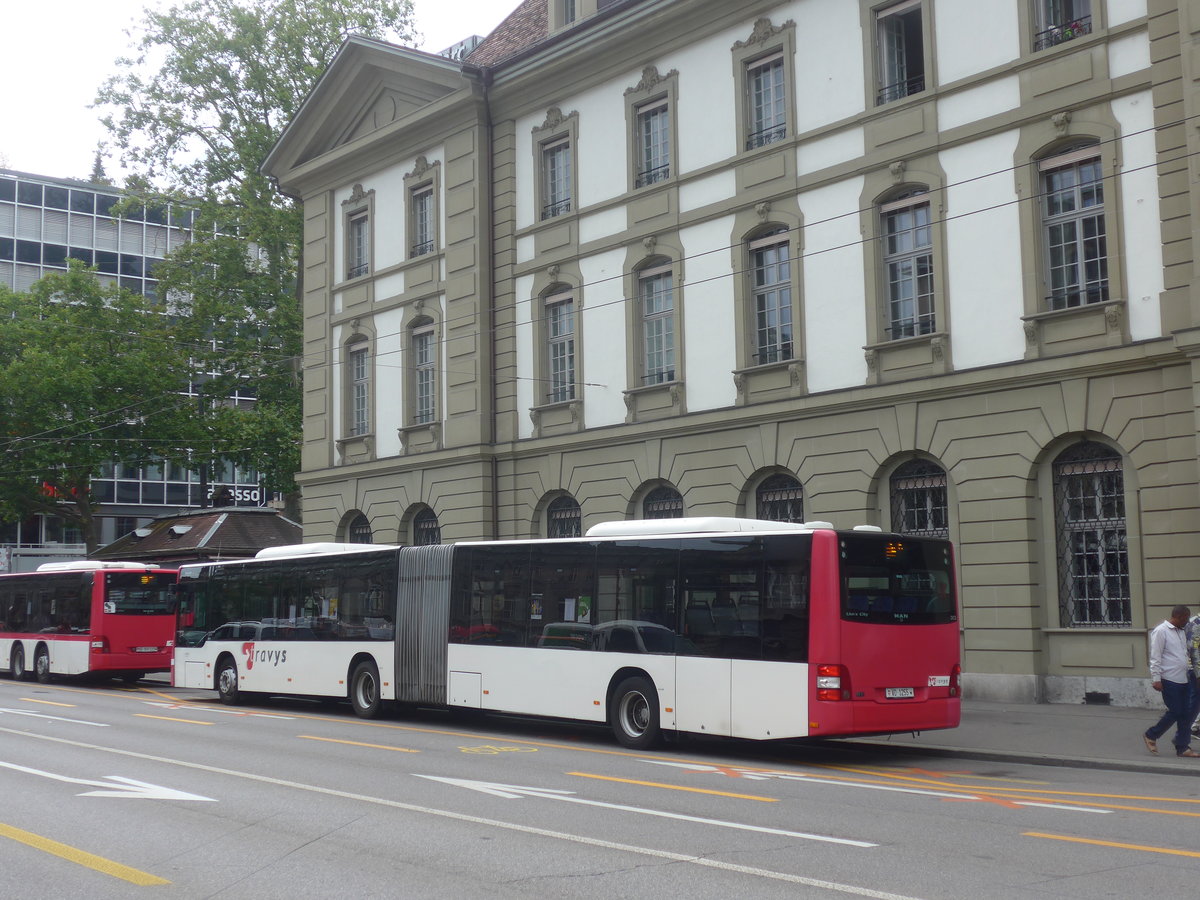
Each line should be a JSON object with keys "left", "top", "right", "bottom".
{"left": 1026, "top": 832, "right": 1200, "bottom": 858}
{"left": 0, "top": 821, "right": 170, "bottom": 885}
{"left": 298, "top": 734, "right": 419, "bottom": 753}
{"left": 132, "top": 685, "right": 182, "bottom": 703}
{"left": 19, "top": 698, "right": 76, "bottom": 708}
{"left": 568, "top": 771, "right": 779, "bottom": 802}
{"left": 133, "top": 714, "right": 214, "bottom": 726}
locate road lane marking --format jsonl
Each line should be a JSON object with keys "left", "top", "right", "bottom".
{"left": 0, "top": 707, "right": 108, "bottom": 727}
{"left": 299, "top": 735, "right": 418, "bottom": 753}
{"left": 20, "top": 698, "right": 76, "bottom": 708}
{"left": 460, "top": 744, "right": 537, "bottom": 754}
{"left": 130, "top": 685, "right": 179, "bottom": 702}
{"left": 569, "top": 771, "right": 779, "bottom": 802}
{"left": 417, "top": 775, "right": 869, "bottom": 846}
{"left": 0, "top": 760, "right": 215, "bottom": 801}
{"left": 1025, "top": 832, "right": 1200, "bottom": 858}
{"left": 134, "top": 714, "right": 215, "bottom": 726}
{"left": 0, "top": 727, "right": 915, "bottom": 899}
{"left": 0, "top": 821, "right": 170, "bottom": 885}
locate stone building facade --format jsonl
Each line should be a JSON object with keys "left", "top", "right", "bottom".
{"left": 264, "top": 0, "right": 1200, "bottom": 705}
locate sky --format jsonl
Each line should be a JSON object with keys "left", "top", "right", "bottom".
{"left": 0, "top": 0, "right": 516, "bottom": 181}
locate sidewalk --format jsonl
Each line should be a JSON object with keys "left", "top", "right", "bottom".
{"left": 851, "top": 700, "right": 1200, "bottom": 775}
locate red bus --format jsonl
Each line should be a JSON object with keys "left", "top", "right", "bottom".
{"left": 1, "top": 561, "right": 178, "bottom": 683}
{"left": 174, "top": 518, "right": 960, "bottom": 747}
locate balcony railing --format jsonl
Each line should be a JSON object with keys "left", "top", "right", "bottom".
{"left": 886, "top": 316, "right": 936, "bottom": 340}
{"left": 641, "top": 368, "right": 675, "bottom": 386}
{"left": 635, "top": 164, "right": 671, "bottom": 188}
{"left": 876, "top": 74, "right": 926, "bottom": 106}
{"left": 752, "top": 345, "right": 793, "bottom": 366}
{"left": 1047, "top": 282, "right": 1108, "bottom": 310}
{"left": 1033, "top": 16, "right": 1092, "bottom": 52}
{"left": 410, "top": 240, "right": 434, "bottom": 257}
{"left": 541, "top": 198, "right": 572, "bottom": 220}
{"left": 347, "top": 262, "right": 368, "bottom": 279}
{"left": 745, "top": 124, "right": 787, "bottom": 151}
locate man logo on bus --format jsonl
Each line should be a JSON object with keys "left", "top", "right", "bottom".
{"left": 241, "top": 642, "right": 287, "bottom": 670}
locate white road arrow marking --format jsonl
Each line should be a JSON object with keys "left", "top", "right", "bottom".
{"left": 0, "top": 707, "right": 109, "bottom": 727}
{"left": 415, "top": 775, "right": 874, "bottom": 847}
{"left": 0, "top": 760, "right": 215, "bottom": 801}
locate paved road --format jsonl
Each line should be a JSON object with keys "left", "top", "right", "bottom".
{"left": 1, "top": 678, "right": 1198, "bottom": 898}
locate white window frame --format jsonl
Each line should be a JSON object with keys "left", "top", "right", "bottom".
{"left": 638, "top": 264, "right": 675, "bottom": 385}
{"left": 545, "top": 292, "right": 576, "bottom": 403}
{"left": 746, "top": 52, "right": 787, "bottom": 149}
{"left": 412, "top": 323, "right": 436, "bottom": 425}
{"left": 880, "top": 192, "right": 935, "bottom": 339}
{"left": 875, "top": 0, "right": 925, "bottom": 105}
{"left": 749, "top": 229, "right": 793, "bottom": 364}
{"left": 1039, "top": 145, "right": 1107, "bottom": 310}
{"left": 348, "top": 340, "right": 370, "bottom": 437}
{"left": 541, "top": 138, "right": 572, "bottom": 220}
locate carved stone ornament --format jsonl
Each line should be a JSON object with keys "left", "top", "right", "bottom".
{"left": 1023, "top": 320, "right": 1038, "bottom": 346}
{"left": 343, "top": 183, "right": 369, "bottom": 207}
{"left": 408, "top": 155, "right": 437, "bottom": 179}
{"left": 733, "top": 372, "right": 745, "bottom": 396}
{"left": 535, "top": 106, "right": 574, "bottom": 134}
{"left": 625, "top": 65, "right": 678, "bottom": 96}
{"left": 643, "top": 235, "right": 657, "bottom": 256}
{"left": 733, "top": 17, "right": 795, "bottom": 50}
{"left": 755, "top": 200, "right": 771, "bottom": 222}
{"left": 1104, "top": 304, "right": 1123, "bottom": 332}
{"left": 889, "top": 160, "right": 907, "bottom": 183}
{"left": 931, "top": 336, "right": 945, "bottom": 361}
{"left": 529, "top": 407, "right": 542, "bottom": 428}
{"left": 547, "top": 264, "right": 560, "bottom": 281}
{"left": 788, "top": 362, "right": 803, "bottom": 386}
{"left": 669, "top": 384, "right": 682, "bottom": 406}
{"left": 864, "top": 349, "right": 878, "bottom": 373}
{"left": 624, "top": 393, "right": 636, "bottom": 412}
{"left": 413, "top": 298, "right": 424, "bottom": 314}
{"left": 1052, "top": 111, "right": 1072, "bottom": 135}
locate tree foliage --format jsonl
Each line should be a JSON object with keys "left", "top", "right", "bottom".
{"left": 94, "top": 0, "right": 416, "bottom": 503}
{"left": 0, "top": 266, "right": 195, "bottom": 551}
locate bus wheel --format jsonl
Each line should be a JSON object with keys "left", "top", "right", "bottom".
{"left": 610, "top": 675, "right": 660, "bottom": 750}
{"left": 34, "top": 646, "right": 52, "bottom": 684}
{"left": 11, "top": 645, "right": 29, "bottom": 682}
{"left": 216, "top": 659, "right": 241, "bottom": 705}
{"left": 350, "top": 661, "right": 382, "bottom": 719}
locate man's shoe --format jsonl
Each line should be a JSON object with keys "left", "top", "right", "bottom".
{"left": 1192, "top": 723, "right": 1199, "bottom": 735}
{"left": 1143, "top": 734, "right": 1158, "bottom": 754}
{"left": 1177, "top": 748, "right": 1200, "bottom": 758}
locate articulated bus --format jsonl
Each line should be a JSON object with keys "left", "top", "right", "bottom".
{"left": 173, "top": 518, "right": 960, "bottom": 747}
{"left": 0, "top": 561, "right": 178, "bottom": 683}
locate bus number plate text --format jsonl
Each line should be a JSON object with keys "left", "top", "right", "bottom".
{"left": 885, "top": 687, "right": 915, "bottom": 699}
{"left": 133, "top": 647, "right": 158, "bottom": 653}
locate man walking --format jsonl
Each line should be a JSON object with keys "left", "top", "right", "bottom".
{"left": 1144, "top": 605, "right": 1198, "bottom": 757}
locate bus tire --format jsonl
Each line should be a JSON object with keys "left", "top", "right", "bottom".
{"left": 350, "top": 660, "right": 382, "bottom": 719}
{"left": 610, "top": 675, "right": 660, "bottom": 750}
{"left": 34, "top": 645, "right": 52, "bottom": 684}
{"left": 216, "top": 658, "right": 241, "bottom": 705}
{"left": 11, "top": 645, "right": 29, "bottom": 682}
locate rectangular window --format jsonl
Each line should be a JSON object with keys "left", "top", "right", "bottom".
{"left": 546, "top": 295, "right": 575, "bottom": 403}
{"left": 541, "top": 139, "right": 572, "bottom": 220}
{"left": 348, "top": 213, "right": 369, "bottom": 279}
{"left": 881, "top": 195, "right": 935, "bottom": 339}
{"left": 635, "top": 100, "right": 671, "bottom": 187}
{"left": 639, "top": 266, "right": 675, "bottom": 384}
{"left": 876, "top": 1, "right": 925, "bottom": 105}
{"left": 1041, "top": 148, "right": 1107, "bottom": 309}
{"left": 413, "top": 326, "right": 435, "bottom": 424}
{"left": 749, "top": 232, "right": 793, "bottom": 364}
{"left": 411, "top": 187, "right": 434, "bottom": 257}
{"left": 349, "top": 342, "right": 369, "bottom": 436}
{"left": 1034, "top": 0, "right": 1092, "bottom": 51}
{"left": 746, "top": 54, "right": 786, "bottom": 149}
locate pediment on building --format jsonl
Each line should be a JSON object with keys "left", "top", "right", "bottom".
{"left": 266, "top": 36, "right": 469, "bottom": 180}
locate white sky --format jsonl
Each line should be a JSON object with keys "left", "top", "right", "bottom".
{"left": 0, "top": 0, "right": 516, "bottom": 181}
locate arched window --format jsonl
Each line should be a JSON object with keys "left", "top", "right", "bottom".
{"left": 547, "top": 495, "right": 581, "bottom": 538}
{"left": 1039, "top": 141, "right": 1107, "bottom": 310}
{"left": 347, "top": 513, "right": 372, "bottom": 544}
{"left": 890, "top": 460, "right": 948, "bottom": 538}
{"left": 756, "top": 473, "right": 803, "bottom": 522}
{"left": 747, "top": 226, "right": 793, "bottom": 365}
{"left": 1053, "top": 441, "right": 1129, "bottom": 627}
{"left": 643, "top": 486, "right": 683, "bottom": 519}
{"left": 413, "top": 507, "right": 441, "bottom": 546}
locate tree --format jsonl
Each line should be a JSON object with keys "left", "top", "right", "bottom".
{"left": 94, "top": 0, "right": 416, "bottom": 507}
{"left": 0, "top": 265, "right": 196, "bottom": 552}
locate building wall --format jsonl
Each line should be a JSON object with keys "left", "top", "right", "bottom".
{"left": 269, "top": 1, "right": 1200, "bottom": 706}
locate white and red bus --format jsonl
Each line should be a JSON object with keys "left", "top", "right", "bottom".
{"left": 173, "top": 518, "right": 960, "bottom": 748}
{"left": 1, "top": 561, "right": 178, "bottom": 683}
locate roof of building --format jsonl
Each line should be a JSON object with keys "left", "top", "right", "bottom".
{"left": 93, "top": 507, "right": 302, "bottom": 565}
{"left": 464, "top": 0, "right": 548, "bottom": 67}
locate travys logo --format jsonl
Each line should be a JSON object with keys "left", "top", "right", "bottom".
{"left": 240, "top": 642, "right": 287, "bottom": 670}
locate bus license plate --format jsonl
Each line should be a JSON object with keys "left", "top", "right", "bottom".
{"left": 133, "top": 647, "right": 158, "bottom": 653}
{"left": 885, "top": 687, "right": 915, "bottom": 699}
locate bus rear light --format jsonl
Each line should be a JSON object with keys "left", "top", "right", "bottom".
{"left": 816, "top": 663, "right": 851, "bottom": 701}
{"left": 950, "top": 663, "right": 961, "bottom": 697}
{"left": 90, "top": 639, "right": 108, "bottom": 653}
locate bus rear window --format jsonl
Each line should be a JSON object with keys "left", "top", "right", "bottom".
{"left": 104, "top": 573, "right": 177, "bottom": 615}
{"left": 840, "top": 535, "right": 956, "bottom": 625}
